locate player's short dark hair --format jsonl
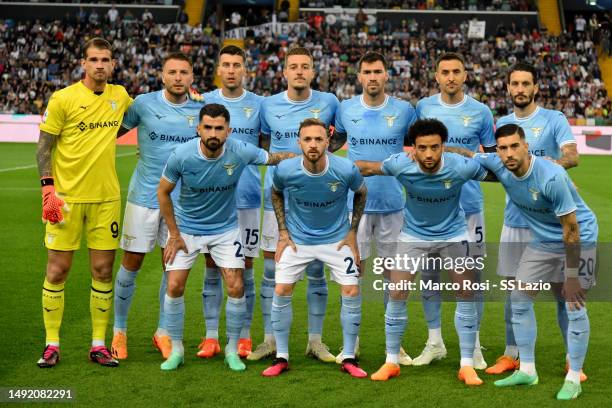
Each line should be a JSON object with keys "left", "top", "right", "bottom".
{"left": 219, "top": 45, "right": 246, "bottom": 62}
{"left": 408, "top": 118, "right": 448, "bottom": 145}
{"left": 285, "top": 46, "right": 313, "bottom": 67}
{"left": 162, "top": 51, "right": 193, "bottom": 68}
{"left": 495, "top": 124, "right": 526, "bottom": 140}
{"left": 82, "top": 38, "right": 113, "bottom": 59}
{"left": 199, "top": 103, "right": 230, "bottom": 123}
{"left": 507, "top": 62, "right": 538, "bottom": 84}
{"left": 435, "top": 52, "right": 465, "bottom": 70}
{"left": 358, "top": 51, "right": 387, "bottom": 71}
{"left": 298, "top": 118, "right": 329, "bottom": 138}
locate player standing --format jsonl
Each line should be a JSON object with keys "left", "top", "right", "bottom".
{"left": 331, "top": 51, "right": 416, "bottom": 364}
{"left": 356, "top": 119, "right": 490, "bottom": 385}
{"left": 248, "top": 47, "right": 340, "bottom": 363}
{"left": 110, "top": 52, "right": 203, "bottom": 360}
{"left": 197, "top": 45, "right": 264, "bottom": 359}
{"left": 414, "top": 52, "right": 495, "bottom": 369}
{"left": 261, "top": 119, "right": 368, "bottom": 378}
{"left": 157, "top": 104, "right": 293, "bottom": 371}
{"left": 485, "top": 63, "right": 583, "bottom": 379}
{"left": 36, "top": 38, "right": 132, "bottom": 368}
{"left": 473, "top": 124, "right": 596, "bottom": 400}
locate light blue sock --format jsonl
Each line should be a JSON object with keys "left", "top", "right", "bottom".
{"left": 241, "top": 267, "right": 255, "bottom": 338}
{"left": 113, "top": 265, "right": 138, "bottom": 330}
{"left": 556, "top": 299, "right": 569, "bottom": 350}
{"left": 474, "top": 270, "right": 484, "bottom": 329}
{"left": 421, "top": 271, "right": 442, "bottom": 330}
{"left": 225, "top": 296, "right": 246, "bottom": 354}
{"left": 510, "top": 290, "right": 536, "bottom": 363}
{"left": 306, "top": 260, "right": 327, "bottom": 336}
{"left": 341, "top": 295, "right": 361, "bottom": 359}
{"left": 261, "top": 258, "right": 276, "bottom": 336}
{"left": 454, "top": 300, "right": 477, "bottom": 359}
{"left": 164, "top": 294, "right": 184, "bottom": 341}
{"left": 202, "top": 266, "right": 222, "bottom": 338}
{"left": 158, "top": 270, "right": 168, "bottom": 331}
{"left": 504, "top": 293, "right": 516, "bottom": 347}
{"left": 566, "top": 304, "right": 590, "bottom": 372}
{"left": 385, "top": 299, "right": 407, "bottom": 356}
{"left": 271, "top": 294, "right": 293, "bottom": 359}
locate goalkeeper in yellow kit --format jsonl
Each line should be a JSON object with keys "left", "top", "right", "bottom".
{"left": 36, "top": 38, "right": 132, "bottom": 367}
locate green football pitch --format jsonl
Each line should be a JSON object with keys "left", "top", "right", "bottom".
{"left": 0, "top": 143, "right": 610, "bottom": 407}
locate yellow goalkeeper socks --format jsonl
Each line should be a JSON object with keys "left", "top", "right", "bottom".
{"left": 91, "top": 279, "right": 113, "bottom": 344}
{"left": 42, "top": 278, "right": 65, "bottom": 345}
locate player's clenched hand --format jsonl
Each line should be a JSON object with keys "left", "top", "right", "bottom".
{"left": 41, "top": 180, "right": 69, "bottom": 225}
{"left": 562, "top": 277, "right": 586, "bottom": 311}
{"left": 337, "top": 230, "right": 361, "bottom": 276}
{"left": 275, "top": 229, "right": 297, "bottom": 263}
{"left": 164, "top": 234, "right": 188, "bottom": 265}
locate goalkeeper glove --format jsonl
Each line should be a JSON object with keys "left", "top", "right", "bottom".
{"left": 41, "top": 177, "right": 69, "bottom": 225}
{"left": 188, "top": 87, "right": 204, "bottom": 102}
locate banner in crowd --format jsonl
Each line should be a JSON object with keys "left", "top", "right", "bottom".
{"left": 225, "top": 22, "right": 310, "bottom": 39}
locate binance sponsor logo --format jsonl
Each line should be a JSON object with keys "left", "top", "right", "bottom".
{"left": 77, "top": 120, "right": 120, "bottom": 132}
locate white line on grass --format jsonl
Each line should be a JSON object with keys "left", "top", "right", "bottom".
{"left": 0, "top": 151, "right": 136, "bottom": 173}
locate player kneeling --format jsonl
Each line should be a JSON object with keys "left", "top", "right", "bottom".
{"left": 261, "top": 119, "right": 368, "bottom": 378}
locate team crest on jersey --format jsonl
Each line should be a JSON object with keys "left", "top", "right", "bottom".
{"left": 309, "top": 108, "right": 321, "bottom": 119}
{"left": 185, "top": 115, "right": 196, "bottom": 127}
{"left": 531, "top": 127, "right": 543, "bottom": 138}
{"left": 46, "top": 233, "right": 56, "bottom": 244}
{"left": 462, "top": 116, "right": 473, "bottom": 126}
{"left": 262, "top": 235, "right": 274, "bottom": 247}
{"left": 442, "top": 179, "right": 453, "bottom": 189}
{"left": 243, "top": 107, "right": 254, "bottom": 119}
{"left": 384, "top": 115, "right": 397, "bottom": 127}
{"left": 327, "top": 181, "right": 341, "bottom": 192}
{"left": 109, "top": 100, "right": 117, "bottom": 111}
{"left": 529, "top": 188, "right": 540, "bottom": 201}
{"left": 223, "top": 163, "right": 238, "bottom": 176}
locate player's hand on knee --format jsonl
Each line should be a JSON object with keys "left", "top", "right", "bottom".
{"left": 41, "top": 180, "right": 69, "bottom": 225}
{"left": 275, "top": 229, "right": 296, "bottom": 263}
{"left": 164, "top": 234, "right": 187, "bottom": 265}
{"left": 562, "top": 277, "right": 585, "bottom": 310}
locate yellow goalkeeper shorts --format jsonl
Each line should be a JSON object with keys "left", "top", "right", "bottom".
{"left": 44, "top": 200, "right": 121, "bottom": 251}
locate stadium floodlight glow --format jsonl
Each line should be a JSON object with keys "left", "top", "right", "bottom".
{"left": 586, "top": 0, "right": 596, "bottom": 5}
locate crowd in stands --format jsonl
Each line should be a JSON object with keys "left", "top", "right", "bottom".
{"left": 300, "top": 0, "right": 535, "bottom": 12}
{"left": 0, "top": 7, "right": 609, "bottom": 122}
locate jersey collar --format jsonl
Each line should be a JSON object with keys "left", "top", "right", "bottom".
{"left": 417, "top": 154, "right": 445, "bottom": 175}
{"left": 301, "top": 154, "right": 329, "bottom": 177}
{"left": 511, "top": 155, "right": 536, "bottom": 181}
{"left": 197, "top": 140, "right": 226, "bottom": 161}
{"left": 218, "top": 88, "right": 246, "bottom": 102}
{"left": 359, "top": 94, "right": 389, "bottom": 110}
{"left": 284, "top": 90, "right": 313, "bottom": 105}
{"left": 437, "top": 93, "right": 467, "bottom": 108}
{"left": 161, "top": 90, "right": 189, "bottom": 107}
{"left": 513, "top": 106, "right": 540, "bottom": 122}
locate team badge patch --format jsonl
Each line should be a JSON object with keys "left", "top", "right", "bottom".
{"left": 309, "top": 108, "right": 321, "bottom": 119}
{"left": 531, "top": 127, "right": 543, "bottom": 138}
{"left": 109, "top": 100, "right": 117, "bottom": 111}
{"left": 384, "top": 115, "right": 397, "bottom": 127}
{"left": 223, "top": 163, "right": 238, "bottom": 176}
{"left": 243, "top": 107, "right": 254, "bottom": 119}
{"left": 462, "top": 116, "right": 473, "bottom": 126}
{"left": 327, "top": 181, "right": 341, "bottom": 192}
{"left": 442, "top": 179, "right": 453, "bottom": 189}
{"left": 185, "top": 115, "right": 196, "bottom": 127}
{"left": 529, "top": 188, "right": 540, "bottom": 201}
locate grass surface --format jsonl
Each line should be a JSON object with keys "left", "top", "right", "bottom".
{"left": 0, "top": 143, "right": 610, "bottom": 407}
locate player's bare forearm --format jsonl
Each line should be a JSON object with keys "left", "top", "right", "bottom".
{"left": 556, "top": 144, "right": 579, "bottom": 169}
{"left": 36, "top": 131, "right": 57, "bottom": 178}
{"left": 355, "top": 160, "right": 384, "bottom": 176}
{"left": 116, "top": 126, "right": 131, "bottom": 138}
{"left": 560, "top": 212, "right": 581, "bottom": 269}
{"left": 351, "top": 184, "right": 367, "bottom": 231}
{"left": 444, "top": 146, "right": 475, "bottom": 158}
{"left": 271, "top": 188, "right": 288, "bottom": 231}
{"left": 259, "top": 133, "right": 271, "bottom": 151}
{"left": 329, "top": 131, "right": 347, "bottom": 152}
{"left": 267, "top": 152, "right": 297, "bottom": 165}
{"left": 157, "top": 179, "right": 179, "bottom": 237}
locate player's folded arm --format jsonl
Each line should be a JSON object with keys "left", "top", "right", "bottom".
{"left": 329, "top": 131, "right": 347, "bottom": 152}
{"left": 354, "top": 160, "right": 384, "bottom": 176}
{"left": 259, "top": 132, "right": 271, "bottom": 151}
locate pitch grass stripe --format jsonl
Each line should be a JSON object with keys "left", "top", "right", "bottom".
{"left": 0, "top": 151, "right": 136, "bottom": 173}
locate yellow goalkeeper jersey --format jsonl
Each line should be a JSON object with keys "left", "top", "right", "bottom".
{"left": 40, "top": 81, "right": 132, "bottom": 203}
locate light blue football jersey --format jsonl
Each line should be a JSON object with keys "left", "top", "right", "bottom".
{"left": 204, "top": 89, "right": 264, "bottom": 209}
{"left": 335, "top": 95, "right": 416, "bottom": 214}
{"left": 496, "top": 106, "right": 576, "bottom": 228}
{"left": 272, "top": 154, "right": 364, "bottom": 245}
{"left": 382, "top": 152, "right": 488, "bottom": 240}
{"left": 122, "top": 91, "right": 203, "bottom": 208}
{"left": 162, "top": 138, "right": 269, "bottom": 236}
{"left": 474, "top": 153, "right": 597, "bottom": 250}
{"left": 416, "top": 94, "right": 495, "bottom": 215}
{"left": 261, "top": 90, "right": 339, "bottom": 210}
